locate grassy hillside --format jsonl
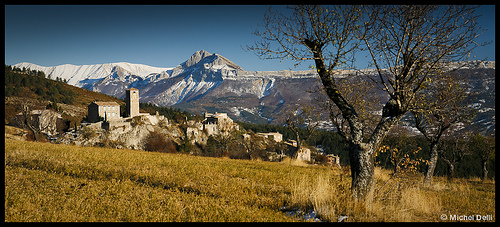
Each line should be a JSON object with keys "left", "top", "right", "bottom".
{"left": 5, "top": 139, "right": 316, "bottom": 221}
{"left": 5, "top": 139, "right": 495, "bottom": 222}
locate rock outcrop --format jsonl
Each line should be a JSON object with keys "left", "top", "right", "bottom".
{"left": 55, "top": 111, "right": 239, "bottom": 151}
{"left": 56, "top": 114, "right": 181, "bottom": 150}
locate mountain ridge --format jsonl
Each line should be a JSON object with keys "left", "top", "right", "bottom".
{"left": 12, "top": 52, "right": 495, "bottom": 134}
{"left": 13, "top": 62, "right": 173, "bottom": 87}
{"left": 14, "top": 56, "right": 494, "bottom": 85}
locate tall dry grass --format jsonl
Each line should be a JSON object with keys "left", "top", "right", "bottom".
{"left": 288, "top": 165, "right": 493, "bottom": 222}
{"left": 288, "top": 171, "right": 352, "bottom": 221}
{"left": 5, "top": 139, "right": 495, "bottom": 222}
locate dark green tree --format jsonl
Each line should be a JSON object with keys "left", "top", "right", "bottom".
{"left": 468, "top": 133, "right": 495, "bottom": 180}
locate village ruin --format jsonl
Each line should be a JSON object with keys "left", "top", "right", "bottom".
{"left": 82, "top": 88, "right": 316, "bottom": 162}
{"left": 9, "top": 87, "right": 327, "bottom": 163}
{"left": 84, "top": 88, "right": 167, "bottom": 132}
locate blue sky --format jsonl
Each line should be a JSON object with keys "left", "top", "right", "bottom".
{"left": 5, "top": 5, "right": 495, "bottom": 71}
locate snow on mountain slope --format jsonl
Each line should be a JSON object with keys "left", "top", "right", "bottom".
{"left": 150, "top": 76, "right": 224, "bottom": 106}
{"left": 13, "top": 62, "right": 173, "bottom": 86}
{"left": 11, "top": 55, "right": 494, "bottom": 133}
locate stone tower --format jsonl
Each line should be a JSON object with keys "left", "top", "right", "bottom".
{"left": 126, "top": 88, "right": 139, "bottom": 117}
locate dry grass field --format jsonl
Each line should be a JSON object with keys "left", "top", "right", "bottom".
{"left": 4, "top": 138, "right": 495, "bottom": 222}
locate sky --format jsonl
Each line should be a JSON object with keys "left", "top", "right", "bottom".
{"left": 4, "top": 5, "right": 495, "bottom": 71}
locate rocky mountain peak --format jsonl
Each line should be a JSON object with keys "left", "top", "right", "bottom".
{"left": 181, "top": 50, "right": 213, "bottom": 68}
{"left": 181, "top": 50, "right": 243, "bottom": 71}
{"left": 211, "top": 54, "right": 243, "bottom": 71}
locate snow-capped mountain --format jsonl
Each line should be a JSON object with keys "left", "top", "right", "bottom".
{"left": 13, "top": 62, "right": 173, "bottom": 89}
{"left": 13, "top": 51, "right": 494, "bottom": 134}
{"left": 14, "top": 50, "right": 313, "bottom": 107}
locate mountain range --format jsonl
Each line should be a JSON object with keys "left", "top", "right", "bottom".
{"left": 13, "top": 50, "right": 495, "bottom": 135}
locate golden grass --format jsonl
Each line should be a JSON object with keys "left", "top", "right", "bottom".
{"left": 5, "top": 139, "right": 323, "bottom": 222}
{"left": 4, "top": 125, "right": 27, "bottom": 141}
{"left": 288, "top": 165, "right": 494, "bottom": 222}
{"left": 280, "top": 156, "right": 309, "bottom": 167}
{"left": 5, "top": 139, "right": 495, "bottom": 222}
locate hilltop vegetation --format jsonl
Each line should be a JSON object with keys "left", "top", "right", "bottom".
{"left": 5, "top": 139, "right": 495, "bottom": 222}
{"left": 5, "top": 65, "right": 125, "bottom": 108}
{"left": 5, "top": 65, "right": 76, "bottom": 105}
{"left": 5, "top": 65, "right": 125, "bottom": 129}
{"left": 4, "top": 65, "right": 124, "bottom": 108}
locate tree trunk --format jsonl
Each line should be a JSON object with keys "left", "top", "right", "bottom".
{"left": 424, "top": 141, "right": 439, "bottom": 184}
{"left": 448, "top": 163, "right": 455, "bottom": 180}
{"left": 481, "top": 159, "right": 488, "bottom": 181}
{"left": 309, "top": 46, "right": 380, "bottom": 201}
{"left": 349, "top": 142, "right": 375, "bottom": 201}
{"left": 306, "top": 42, "right": 399, "bottom": 201}
{"left": 294, "top": 131, "right": 301, "bottom": 158}
{"left": 441, "top": 157, "right": 455, "bottom": 180}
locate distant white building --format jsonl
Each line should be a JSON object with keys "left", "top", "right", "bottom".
{"left": 256, "top": 132, "right": 283, "bottom": 143}
{"left": 296, "top": 148, "right": 311, "bottom": 162}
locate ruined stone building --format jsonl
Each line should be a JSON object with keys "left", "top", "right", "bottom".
{"left": 283, "top": 139, "right": 311, "bottom": 162}
{"left": 12, "top": 109, "right": 63, "bottom": 136}
{"left": 87, "top": 88, "right": 167, "bottom": 132}
{"left": 256, "top": 132, "right": 283, "bottom": 143}
{"left": 77, "top": 88, "right": 169, "bottom": 149}
{"left": 202, "top": 112, "right": 238, "bottom": 136}
{"left": 184, "top": 112, "right": 240, "bottom": 145}
{"left": 87, "top": 88, "right": 142, "bottom": 124}
{"left": 326, "top": 154, "right": 341, "bottom": 167}
{"left": 87, "top": 101, "right": 121, "bottom": 123}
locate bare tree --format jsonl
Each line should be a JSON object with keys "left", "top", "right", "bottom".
{"left": 468, "top": 133, "right": 495, "bottom": 181}
{"left": 281, "top": 104, "right": 320, "bottom": 157}
{"left": 411, "top": 71, "right": 476, "bottom": 183}
{"left": 19, "top": 103, "right": 53, "bottom": 142}
{"left": 438, "top": 129, "right": 471, "bottom": 180}
{"left": 312, "top": 73, "right": 381, "bottom": 143}
{"left": 247, "top": 5, "right": 486, "bottom": 201}
{"left": 238, "top": 131, "right": 266, "bottom": 160}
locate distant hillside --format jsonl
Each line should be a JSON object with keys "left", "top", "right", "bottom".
{"left": 13, "top": 62, "right": 172, "bottom": 87}
{"left": 4, "top": 65, "right": 125, "bottom": 127}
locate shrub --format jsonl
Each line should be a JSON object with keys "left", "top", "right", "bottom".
{"left": 227, "top": 142, "right": 249, "bottom": 160}
{"left": 143, "top": 131, "right": 177, "bottom": 153}
{"left": 130, "top": 116, "right": 144, "bottom": 127}
{"left": 315, "top": 154, "right": 330, "bottom": 166}
{"left": 97, "top": 133, "right": 124, "bottom": 149}
{"left": 81, "top": 126, "right": 96, "bottom": 139}
{"left": 201, "top": 135, "right": 222, "bottom": 157}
